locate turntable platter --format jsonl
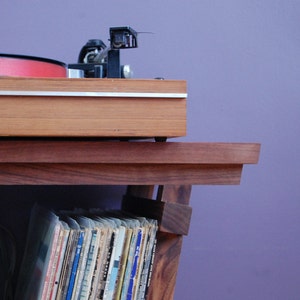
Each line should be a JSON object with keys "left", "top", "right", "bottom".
{"left": 0, "top": 54, "right": 66, "bottom": 77}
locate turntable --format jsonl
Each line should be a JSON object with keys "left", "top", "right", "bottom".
{"left": 0, "top": 26, "right": 187, "bottom": 139}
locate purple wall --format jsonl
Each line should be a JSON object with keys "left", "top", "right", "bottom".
{"left": 1, "top": 0, "right": 300, "bottom": 299}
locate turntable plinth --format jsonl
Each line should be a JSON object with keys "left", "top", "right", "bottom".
{"left": 0, "top": 77, "right": 186, "bottom": 138}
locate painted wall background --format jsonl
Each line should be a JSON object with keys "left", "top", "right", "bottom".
{"left": 1, "top": 0, "right": 300, "bottom": 299}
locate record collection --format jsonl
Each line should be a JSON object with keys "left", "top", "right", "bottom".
{"left": 16, "top": 204, "right": 158, "bottom": 300}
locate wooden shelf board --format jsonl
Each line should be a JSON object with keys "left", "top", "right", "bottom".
{"left": 0, "top": 141, "right": 260, "bottom": 164}
{"left": 0, "top": 140, "right": 260, "bottom": 185}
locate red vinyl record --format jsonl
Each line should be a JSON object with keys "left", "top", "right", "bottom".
{"left": 0, "top": 54, "right": 67, "bottom": 78}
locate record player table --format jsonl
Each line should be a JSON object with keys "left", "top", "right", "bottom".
{"left": 0, "top": 78, "right": 260, "bottom": 299}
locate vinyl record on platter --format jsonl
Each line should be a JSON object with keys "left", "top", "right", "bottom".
{"left": 0, "top": 53, "right": 67, "bottom": 77}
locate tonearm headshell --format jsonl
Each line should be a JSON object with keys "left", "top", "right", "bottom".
{"left": 68, "top": 26, "right": 138, "bottom": 78}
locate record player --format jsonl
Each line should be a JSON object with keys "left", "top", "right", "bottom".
{"left": 0, "top": 26, "right": 187, "bottom": 139}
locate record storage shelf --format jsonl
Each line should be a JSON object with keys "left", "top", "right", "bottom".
{"left": 0, "top": 78, "right": 260, "bottom": 300}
